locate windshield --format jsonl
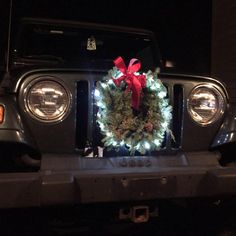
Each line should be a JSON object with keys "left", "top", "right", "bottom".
{"left": 13, "top": 23, "right": 159, "bottom": 71}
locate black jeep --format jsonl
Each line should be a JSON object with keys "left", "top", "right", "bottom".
{"left": 0, "top": 17, "right": 236, "bottom": 223}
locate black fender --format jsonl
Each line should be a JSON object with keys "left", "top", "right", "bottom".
{"left": 0, "top": 94, "right": 40, "bottom": 158}
{"left": 212, "top": 104, "right": 236, "bottom": 148}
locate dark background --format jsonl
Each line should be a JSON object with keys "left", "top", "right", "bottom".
{"left": 212, "top": 0, "right": 236, "bottom": 103}
{"left": 0, "top": 0, "right": 212, "bottom": 75}
{"left": 1, "top": 1, "right": 236, "bottom": 235}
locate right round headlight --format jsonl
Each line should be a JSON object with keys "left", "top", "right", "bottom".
{"left": 187, "top": 84, "right": 226, "bottom": 126}
{"left": 25, "top": 79, "right": 71, "bottom": 122}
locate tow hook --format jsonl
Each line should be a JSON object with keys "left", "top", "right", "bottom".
{"left": 119, "top": 205, "right": 152, "bottom": 223}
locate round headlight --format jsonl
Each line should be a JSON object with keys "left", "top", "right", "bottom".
{"left": 25, "top": 80, "right": 71, "bottom": 122}
{"left": 187, "top": 85, "right": 225, "bottom": 126}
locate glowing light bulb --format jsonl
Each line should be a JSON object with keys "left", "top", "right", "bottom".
{"left": 94, "top": 89, "right": 100, "bottom": 98}
{"left": 162, "top": 121, "right": 168, "bottom": 129}
{"left": 97, "top": 101, "right": 104, "bottom": 108}
{"left": 101, "top": 83, "right": 107, "bottom": 88}
{"left": 108, "top": 79, "right": 113, "bottom": 85}
{"left": 154, "top": 139, "right": 160, "bottom": 146}
{"left": 163, "top": 110, "right": 171, "bottom": 119}
{"left": 158, "top": 91, "right": 166, "bottom": 98}
{"left": 144, "top": 142, "right": 150, "bottom": 149}
{"left": 120, "top": 140, "right": 125, "bottom": 146}
{"left": 99, "top": 123, "right": 105, "bottom": 130}
{"left": 150, "top": 84, "right": 156, "bottom": 91}
{"left": 106, "top": 132, "right": 112, "bottom": 137}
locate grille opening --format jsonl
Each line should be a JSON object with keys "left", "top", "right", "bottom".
{"left": 171, "top": 84, "right": 183, "bottom": 149}
{"left": 76, "top": 81, "right": 89, "bottom": 149}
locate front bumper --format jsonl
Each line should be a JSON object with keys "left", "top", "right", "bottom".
{"left": 1, "top": 152, "right": 236, "bottom": 209}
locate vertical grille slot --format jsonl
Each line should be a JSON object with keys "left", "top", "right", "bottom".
{"left": 171, "top": 84, "right": 184, "bottom": 149}
{"left": 76, "top": 81, "right": 89, "bottom": 149}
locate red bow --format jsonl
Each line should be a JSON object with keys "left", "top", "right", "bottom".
{"left": 112, "top": 56, "right": 146, "bottom": 110}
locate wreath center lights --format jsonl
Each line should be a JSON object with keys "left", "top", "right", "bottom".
{"left": 95, "top": 56, "right": 173, "bottom": 155}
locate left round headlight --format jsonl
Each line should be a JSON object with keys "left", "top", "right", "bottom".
{"left": 187, "top": 84, "right": 226, "bottom": 126}
{"left": 25, "top": 80, "right": 71, "bottom": 122}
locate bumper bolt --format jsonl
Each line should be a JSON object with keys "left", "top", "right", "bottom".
{"left": 160, "top": 176, "right": 168, "bottom": 185}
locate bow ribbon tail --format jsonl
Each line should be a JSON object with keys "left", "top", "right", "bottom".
{"left": 131, "top": 76, "right": 142, "bottom": 110}
{"left": 139, "top": 74, "right": 146, "bottom": 87}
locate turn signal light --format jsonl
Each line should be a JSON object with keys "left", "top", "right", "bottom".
{"left": 0, "top": 105, "right": 4, "bottom": 123}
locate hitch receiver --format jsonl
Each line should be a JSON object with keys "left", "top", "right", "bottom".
{"left": 131, "top": 206, "right": 149, "bottom": 223}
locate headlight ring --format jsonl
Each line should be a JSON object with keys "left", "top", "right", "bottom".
{"left": 24, "top": 78, "right": 71, "bottom": 123}
{"left": 187, "top": 84, "right": 226, "bottom": 126}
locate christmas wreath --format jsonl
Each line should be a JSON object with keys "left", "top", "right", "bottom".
{"left": 95, "top": 56, "right": 172, "bottom": 155}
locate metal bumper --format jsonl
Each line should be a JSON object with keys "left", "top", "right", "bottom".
{"left": 1, "top": 152, "right": 236, "bottom": 209}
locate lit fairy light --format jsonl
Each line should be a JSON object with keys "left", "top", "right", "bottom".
{"left": 99, "top": 123, "right": 105, "bottom": 130}
{"left": 108, "top": 79, "right": 113, "bottom": 85}
{"left": 96, "top": 101, "right": 105, "bottom": 108}
{"left": 106, "top": 132, "right": 112, "bottom": 137}
{"left": 149, "top": 80, "right": 161, "bottom": 91}
{"left": 158, "top": 91, "right": 167, "bottom": 98}
{"left": 154, "top": 139, "right": 161, "bottom": 146}
{"left": 126, "top": 143, "right": 131, "bottom": 148}
{"left": 94, "top": 89, "right": 100, "bottom": 98}
{"left": 101, "top": 83, "right": 107, "bottom": 88}
{"left": 163, "top": 109, "right": 171, "bottom": 120}
{"left": 144, "top": 142, "right": 150, "bottom": 149}
{"left": 162, "top": 121, "right": 168, "bottom": 129}
{"left": 112, "top": 141, "right": 117, "bottom": 146}
{"left": 150, "top": 84, "right": 157, "bottom": 91}
{"left": 120, "top": 140, "right": 125, "bottom": 146}
{"left": 155, "top": 82, "right": 161, "bottom": 89}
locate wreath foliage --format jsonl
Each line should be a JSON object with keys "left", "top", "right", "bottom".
{"left": 95, "top": 63, "right": 172, "bottom": 155}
